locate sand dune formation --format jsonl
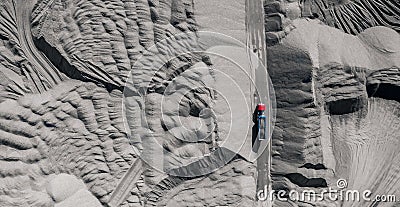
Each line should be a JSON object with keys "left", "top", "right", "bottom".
{"left": 0, "top": 0, "right": 399, "bottom": 206}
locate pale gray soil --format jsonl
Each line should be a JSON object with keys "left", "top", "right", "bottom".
{"left": 0, "top": 0, "right": 399, "bottom": 206}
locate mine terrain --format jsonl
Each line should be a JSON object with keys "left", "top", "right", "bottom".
{"left": 0, "top": 0, "right": 399, "bottom": 206}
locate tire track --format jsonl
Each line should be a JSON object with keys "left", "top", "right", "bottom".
{"left": 107, "top": 158, "right": 142, "bottom": 207}
{"left": 13, "top": 0, "right": 66, "bottom": 93}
